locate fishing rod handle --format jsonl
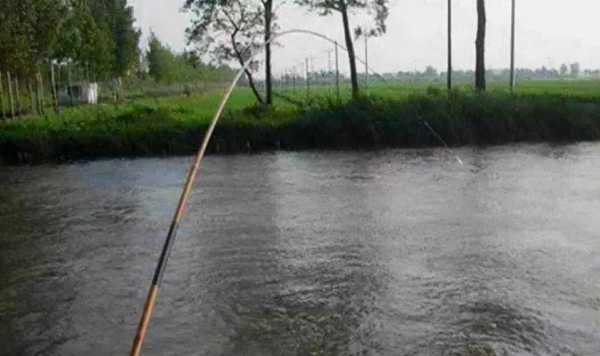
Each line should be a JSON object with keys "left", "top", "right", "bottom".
{"left": 130, "top": 285, "right": 159, "bottom": 356}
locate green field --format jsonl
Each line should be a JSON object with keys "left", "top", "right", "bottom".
{"left": 1, "top": 80, "right": 600, "bottom": 163}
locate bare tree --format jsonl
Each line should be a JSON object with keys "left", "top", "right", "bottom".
{"left": 475, "top": 0, "right": 486, "bottom": 91}
{"left": 296, "top": 0, "right": 388, "bottom": 100}
{"left": 186, "top": 0, "right": 266, "bottom": 104}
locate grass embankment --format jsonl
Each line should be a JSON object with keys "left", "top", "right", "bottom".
{"left": 2, "top": 81, "right": 600, "bottom": 163}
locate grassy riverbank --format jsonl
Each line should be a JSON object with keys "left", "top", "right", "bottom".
{"left": 2, "top": 81, "right": 600, "bottom": 163}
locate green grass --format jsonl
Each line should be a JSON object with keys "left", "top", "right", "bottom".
{"left": 1, "top": 80, "right": 600, "bottom": 163}
{"left": 505, "top": 79, "right": 600, "bottom": 98}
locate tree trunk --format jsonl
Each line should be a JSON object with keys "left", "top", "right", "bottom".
{"left": 244, "top": 68, "right": 264, "bottom": 104}
{"left": 340, "top": 4, "right": 359, "bottom": 99}
{"left": 475, "top": 0, "right": 486, "bottom": 91}
{"left": 232, "top": 39, "right": 264, "bottom": 104}
{"left": 228, "top": 23, "right": 265, "bottom": 105}
{"left": 264, "top": 0, "right": 273, "bottom": 105}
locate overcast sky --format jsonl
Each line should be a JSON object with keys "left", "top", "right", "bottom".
{"left": 129, "top": 0, "right": 600, "bottom": 75}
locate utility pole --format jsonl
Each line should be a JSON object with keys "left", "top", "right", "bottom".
{"left": 475, "top": 0, "right": 486, "bottom": 92}
{"left": 510, "top": 0, "right": 516, "bottom": 92}
{"left": 292, "top": 67, "right": 296, "bottom": 91}
{"left": 28, "top": 81, "right": 35, "bottom": 115}
{"left": 360, "top": 26, "right": 375, "bottom": 94}
{"left": 327, "top": 49, "right": 333, "bottom": 92}
{"left": 335, "top": 41, "right": 340, "bottom": 101}
{"left": 305, "top": 58, "right": 310, "bottom": 97}
{"left": 364, "top": 34, "right": 368, "bottom": 93}
{"left": 447, "top": 0, "right": 452, "bottom": 91}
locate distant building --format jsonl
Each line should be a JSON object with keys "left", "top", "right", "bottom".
{"left": 58, "top": 82, "right": 99, "bottom": 105}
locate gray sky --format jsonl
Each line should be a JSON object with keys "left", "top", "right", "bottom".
{"left": 129, "top": 0, "right": 600, "bottom": 75}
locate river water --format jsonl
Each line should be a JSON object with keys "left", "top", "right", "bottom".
{"left": 1, "top": 144, "right": 599, "bottom": 355}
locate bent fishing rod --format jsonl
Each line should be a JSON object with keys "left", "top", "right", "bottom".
{"left": 129, "top": 28, "right": 464, "bottom": 355}
{"left": 130, "top": 29, "right": 359, "bottom": 356}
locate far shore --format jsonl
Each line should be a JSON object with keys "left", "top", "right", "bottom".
{"left": 2, "top": 83, "right": 600, "bottom": 164}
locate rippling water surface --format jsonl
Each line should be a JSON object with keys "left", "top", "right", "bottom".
{"left": 1, "top": 144, "right": 599, "bottom": 355}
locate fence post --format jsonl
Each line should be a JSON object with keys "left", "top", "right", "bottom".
{"left": 113, "top": 76, "right": 122, "bottom": 105}
{"left": 117, "top": 77, "right": 122, "bottom": 104}
{"left": 28, "top": 81, "right": 36, "bottom": 115}
{"left": 50, "top": 61, "right": 58, "bottom": 112}
{"left": 7, "top": 72, "right": 15, "bottom": 118}
{"left": 37, "top": 72, "right": 45, "bottom": 115}
{"left": 36, "top": 73, "right": 41, "bottom": 114}
{"left": 68, "top": 63, "right": 74, "bottom": 106}
{"left": 15, "top": 76, "right": 21, "bottom": 116}
{"left": 40, "top": 71, "right": 46, "bottom": 112}
{"left": 0, "top": 72, "right": 4, "bottom": 119}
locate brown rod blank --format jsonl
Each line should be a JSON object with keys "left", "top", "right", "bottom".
{"left": 129, "top": 48, "right": 250, "bottom": 356}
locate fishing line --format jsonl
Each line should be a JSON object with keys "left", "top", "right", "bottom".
{"left": 423, "top": 120, "right": 464, "bottom": 166}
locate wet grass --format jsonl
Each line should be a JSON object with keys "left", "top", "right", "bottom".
{"left": 1, "top": 80, "right": 600, "bottom": 163}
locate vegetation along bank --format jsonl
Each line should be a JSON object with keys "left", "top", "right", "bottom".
{"left": 2, "top": 82, "right": 600, "bottom": 164}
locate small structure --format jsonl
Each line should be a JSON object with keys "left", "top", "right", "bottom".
{"left": 58, "top": 82, "right": 99, "bottom": 105}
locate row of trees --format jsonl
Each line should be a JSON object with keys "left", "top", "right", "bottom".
{"left": 389, "top": 64, "right": 591, "bottom": 83}
{"left": 184, "top": 0, "right": 388, "bottom": 103}
{"left": 0, "top": 0, "right": 141, "bottom": 82}
{"left": 145, "top": 33, "right": 236, "bottom": 84}
{"left": 183, "top": 0, "right": 497, "bottom": 102}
